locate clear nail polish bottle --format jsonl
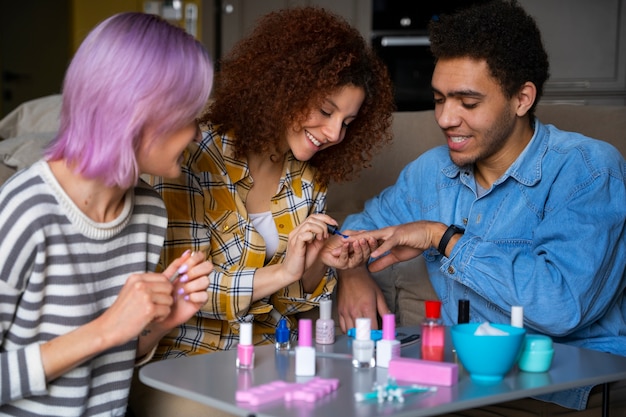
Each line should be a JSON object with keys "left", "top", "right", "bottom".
{"left": 352, "top": 317, "right": 375, "bottom": 368}
{"left": 315, "top": 298, "right": 335, "bottom": 345}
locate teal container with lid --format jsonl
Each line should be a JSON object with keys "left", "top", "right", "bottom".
{"left": 518, "top": 334, "right": 554, "bottom": 372}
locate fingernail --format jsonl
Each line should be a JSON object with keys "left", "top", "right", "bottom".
{"left": 179, "top": 274, "right": 189, "bottom": 283}
{"left": 182, "top": 249, "right": 191, "bottom": 257}
{"left": 177, "top": 287, "right": 185, "bottom": 295}
{"left": 177, "top": 264, "right": 189, "bottom": 274}
{"left": 184, "top": 295, "right": 190, "bottom": 301}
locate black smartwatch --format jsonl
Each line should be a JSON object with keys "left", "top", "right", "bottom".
{"left": 437, "top": 224, "right": 465, "bottom": 255}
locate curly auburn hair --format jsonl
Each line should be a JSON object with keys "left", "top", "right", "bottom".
{"left": 429, "top": 0, "right": 550, "bottom": 121}
{"left": 200, "top": 7, "right": 395, "bottom": 185}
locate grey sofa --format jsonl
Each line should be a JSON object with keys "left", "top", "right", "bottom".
{"left": 1, "top": 95, "right": 625, "bottom": 327}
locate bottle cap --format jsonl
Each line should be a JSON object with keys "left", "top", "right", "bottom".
{"left": 425, "top": 300, "right": 442, "bottom": 319}
{"left": 457, "top": 299, "right": 470, "bottom": 324}
{"left": 511, "top": 306, "right": 524, "bottom": 328}
{"left": 319, "top": 299, "right": 332, "bottom": 320}
{"left": 275, "top": 318, "right": 290, "bottom": 344}
{"left": 239, "top": 322, "right": 252, "bottom": 346}
{"left": 382, "top": 313, "right": 396, "bottom": 340}
{"left": 355, "top": 317, "right": 371, "bottom": 341}
{"left": 298, "top": 319, "right": 312, "bottom": 347}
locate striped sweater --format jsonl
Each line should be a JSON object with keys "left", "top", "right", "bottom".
{"left": 0, "top": 160, "right": 167, "bottom": 416}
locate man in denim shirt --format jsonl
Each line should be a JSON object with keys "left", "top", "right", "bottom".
{"left": 334, "top": 0, "right": 626, "bottom": 414}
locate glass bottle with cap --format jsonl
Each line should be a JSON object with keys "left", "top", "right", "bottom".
{"left": 376, "top": 313, "right": 400, "bottom": 368}
{"left": 275, "top": 318, "right": 291, "bottom": 351}
{"left": 511, "top": 305, "right": 524, "bottom": 328}
{"left": 458, "top": 299, "right": 470, "bottom": 324}
{"left": 421, "top": 300, "right": 444, "bottom": 361}
{"left": 295, "top": 319, "right": 316, "bottom": 376}
{"left": 315, "top": 298, "right": 335, "bottom": 344}
{"left": 236, "top": 321, "right": 254, "bottom": 369}
{"left": 352, "top": 317, "right": 376, "bottom": 368}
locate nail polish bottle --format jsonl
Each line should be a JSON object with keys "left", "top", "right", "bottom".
{"left": 315, "top": 299, "right": 335, "bottom": 345}
{"left": 454, "top": 299, "right": 470, "bottom": 372}
{"left": 458, "top": 299, "right": 470, "bottom": 324}
{"left": 376, "top": 313, "right": 400, "bottom": 368}
{"left": 511, "top": 305, "right": 524, "bottom": 328}
{"left": 295, "top": 319, "right": 316, "bottom": 376}
{"left": 275, "top": 318, "right": 291, "bottom": 351}
{"left": 236, "top": 322, "right": 254, "bottom": 369}
{"left": 352, "top": 317, "right": 376, "bottom": 368}
{"left": 421, "top": 300, "right": 444, "bottom": 361}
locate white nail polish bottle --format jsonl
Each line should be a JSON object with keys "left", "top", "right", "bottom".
{"left": 352, "top": 317, "right": 375, "bottom": 368}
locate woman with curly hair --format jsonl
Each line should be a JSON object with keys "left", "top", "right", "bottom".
{"left": 149, "top": 6, "right": 394, "bottom": 359}
{"left": 128, "top": 6, "right": 392, "bottom": 416}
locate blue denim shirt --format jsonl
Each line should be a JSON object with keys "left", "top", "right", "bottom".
{"left": 343, "top": 120, "right": 626, "bottom": 410}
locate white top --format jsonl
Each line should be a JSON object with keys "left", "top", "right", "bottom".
{"left": 249, "top": 211, "right": 279, "bottom": 261}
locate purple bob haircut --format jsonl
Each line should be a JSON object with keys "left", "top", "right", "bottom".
{"left": 46, "top": 12, "right": 213, "bottom": 188}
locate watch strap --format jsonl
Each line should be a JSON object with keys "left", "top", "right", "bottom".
{"left": 438, "top": 224, "right": 465, "bottom": 255}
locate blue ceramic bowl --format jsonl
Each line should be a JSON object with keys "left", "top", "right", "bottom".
{"left": 451, "top": 323, "right": 526, "bottom": 382}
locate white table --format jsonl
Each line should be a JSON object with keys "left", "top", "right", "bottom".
{"left": 140, "top": 327, "right": 626, "bottom": 417}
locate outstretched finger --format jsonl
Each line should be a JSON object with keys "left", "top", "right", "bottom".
{"left": 163, "top": 250, "right": 193, "bottom": 282}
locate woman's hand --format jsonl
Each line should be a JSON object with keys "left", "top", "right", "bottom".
{"left": 156, "top": 250, "right": 212, "bottom": 330}
{"left": 280, "top": 214, "right": 337, "bottom": 282}
{"left": 103, "top": 251, "right": 210, "bottom": 344}
{"left": 320, "top": 229, "right": 379, "bottom": 270}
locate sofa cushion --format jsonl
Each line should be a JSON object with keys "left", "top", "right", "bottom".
{"left": 535, "top": 104, "right": 626, "bottom": 156}
{"left": 0, "top": 132, "right": 55, "bottom": 183}
{"left": 0, "top": 94, "right": 61, "bottom": 139}
{"left": 327, "top": 110, "right": 442, "bottom": 224}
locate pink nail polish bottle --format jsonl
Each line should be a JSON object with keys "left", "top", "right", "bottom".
{"left": 295, "top": 319, "right": 316, "bottom": 376}
{"left": 376, "top": 313, "right": 400, "bottom": 368}
{"left": 236, "top": 322, "right": 254, "bottom": 369}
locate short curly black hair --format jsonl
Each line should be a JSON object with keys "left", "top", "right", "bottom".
{"left": 201, "top": 7, "right": 395, "bottom": 185}
{"left": 429, "top": 0, "right": 550, "bottom": 121}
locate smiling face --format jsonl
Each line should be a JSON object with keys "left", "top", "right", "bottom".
{"left": 432, "top": 57, "right": 526, "bottom": 172}
{"left": 285, "top": 85, "right": 365, "bottom": 162}
{"left": 137, "top": 121, "right": 200, "bottom": 178}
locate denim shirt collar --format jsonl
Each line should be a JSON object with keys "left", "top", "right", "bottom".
{"left": 441, "top": 118, "right": 547, "bottom": 189}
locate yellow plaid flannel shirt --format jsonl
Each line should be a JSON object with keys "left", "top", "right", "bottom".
{"left": 150, "top": 125, "right": 336, "bottom": 359}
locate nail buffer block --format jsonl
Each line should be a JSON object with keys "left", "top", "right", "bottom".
{"left": 388, "top": 358, "right": 458, "bottom": 386}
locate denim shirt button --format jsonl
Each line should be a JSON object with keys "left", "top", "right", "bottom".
{"left": 447, "top": 266, "right": 455, "bottom": 274}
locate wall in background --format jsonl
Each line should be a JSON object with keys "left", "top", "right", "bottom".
{"left": 0, "top": 0, "right": 203, "bottom": 118}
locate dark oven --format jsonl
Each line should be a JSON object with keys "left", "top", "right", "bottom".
{"left": 372, "top": 1, "right": 488, "bottom": 112}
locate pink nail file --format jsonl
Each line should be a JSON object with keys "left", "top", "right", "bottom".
{"left": 236, "top": 377, "right": 340, "bottom": 406}
{"left": 388, "top": 357, "right": 458, "bottom": 386}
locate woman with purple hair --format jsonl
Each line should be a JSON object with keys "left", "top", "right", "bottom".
{"left": 0, "top": 12, "right": 213, "bottom": 415}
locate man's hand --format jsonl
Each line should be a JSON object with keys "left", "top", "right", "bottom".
{"left": 351, "top": 221, "right": 444, "bottom": 272}
{"left": 336, "top": 266, "right": 391, "bottom": 332}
